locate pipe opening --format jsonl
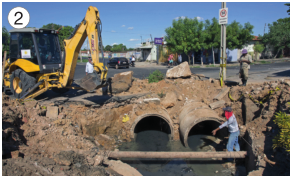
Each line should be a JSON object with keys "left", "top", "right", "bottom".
{"left": 133, "top": 116, "right": 171, "bottom": 152}
{"left": 187, "top": 120, "right": 229, "bottom": 151}
{"left": 134, "top": 116, "right": 171, "bottom": 135}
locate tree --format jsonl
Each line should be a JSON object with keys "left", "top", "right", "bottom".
{"left": 253, "top": 41, "right": 265, "bottom": 61}
{"left": 165, "top": 17, "right": 204, "bottom": 64}
{"left": 127, "top": 48, "right": 134, "bottom": 51}
{"left": 202, "top": 17, "right": 221, "bottom": 50}
{"left": 285, "top": 3, "right": 290, "bottom": 15}
{"left": 58, "top": 26, "right": 74, "bottom": 51}
{"left": 226, "top": 21, "right": 254, "bottom": 50}
{"left": 2, "top": 26, "right": 10, "bottom": 56}
{"left": 104, "top": 45, "right": 112, "bottom": 51}
{"left": 111, "top": 43, "right": 127, "bottom": 52}
{"left": 42, "top": 23, "right": 62, "bottom": 30}
{"left": 260, "top": 18, "right": 290, "bottom": 58}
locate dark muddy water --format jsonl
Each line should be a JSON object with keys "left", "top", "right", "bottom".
{"left": 119, "top": 130, "right": 233, "bottom": 176}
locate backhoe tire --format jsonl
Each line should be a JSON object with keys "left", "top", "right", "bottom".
{"left": 115, "top": 64, "right": 119, "bottom": 69}
{"left": 52, "top": 88, "right": 70, "bottom": 94}
{"left": 10, "top": 69, "right": 36, "bottom": 99}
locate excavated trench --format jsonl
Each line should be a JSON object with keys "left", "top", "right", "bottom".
{"left": 118, "top": 102, "right": 243, "bottom": 176}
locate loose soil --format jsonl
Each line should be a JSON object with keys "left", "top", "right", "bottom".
{"left": 2, "top": 74, "right": 290, "bottom": 176}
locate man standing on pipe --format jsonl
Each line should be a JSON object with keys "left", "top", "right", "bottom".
{"left": 211, "top": 106, "right": 240, "bottom": 162}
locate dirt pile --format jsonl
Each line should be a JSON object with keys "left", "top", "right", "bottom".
{"left": 2, "top": 73, "right": 290, "bottom": 176}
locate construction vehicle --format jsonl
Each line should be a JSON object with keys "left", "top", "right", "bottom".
{"left": 2, "top": 6, "right": 108, "bottom": 100}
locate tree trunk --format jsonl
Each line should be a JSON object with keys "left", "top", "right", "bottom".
{"left": 188, "top": 55, "right": 190, "bottom": 64}
{"left": 273, "top": 49, "right": 281, "bottom": 59}
{"left": 192, "top": 53, "right": 194, "bottom": 66}
{"left": 212, "top": 46, "right": 215, "bottom": 65}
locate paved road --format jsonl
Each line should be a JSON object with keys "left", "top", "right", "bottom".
{"left": 74, "top": 61, "right": 290, "bottom": 82}
{"left": 33, "top": 61, "right": 289, "bottom": 104}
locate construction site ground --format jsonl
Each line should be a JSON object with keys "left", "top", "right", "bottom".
{"left": 2, "top": 62, "right": 290, "bottom": 176}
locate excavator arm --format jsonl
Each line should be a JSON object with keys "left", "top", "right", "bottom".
{"left": 61, "top": 6, "right": 108, "bottom": 90}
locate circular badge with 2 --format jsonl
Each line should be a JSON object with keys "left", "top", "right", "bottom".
{"left": 8, "top": 7, "right": 30, "bottom": 29}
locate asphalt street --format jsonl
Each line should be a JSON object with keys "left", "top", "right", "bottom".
{"left": 33, "top": 61, "right": 289, "bottom": 104}
{"left": 74, "top": 61, "right": 290, "bottom": 81}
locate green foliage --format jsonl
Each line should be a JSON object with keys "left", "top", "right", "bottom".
{"left": 111, "top": 43, "right": 127, "bottom": 52}
{"left": 58, "top": 26, "right": 74, "bottom": 51}
{"left": 261, "top": 18, "right": 290, "bottom": 58}
{"left": 285, "top": 3, "right": 290, "bottom": 15}
{"left": 104, "top": 45, "right": 112, "bottom": 51}
{"left": 157, "top": 91, "right": 166, "bottom": 98}
{"left": 226, "top": 21, "right": 254, "bottom": 50}
{"left": 273, "top": 111, "right": 290, "bottom": 152}
{"left": 42, "top": 23, "right": 62, "bottom": 30}
{"left": 202, "top": 17, "right": 221, "bottom": 49}
{"left": 164, "top": 17, "right": 204, "bottom": 63}
{"left": 253, "top": 41, "right": 265, "bottom": 53}
{"left": 2, "top": 26, "right": 10, "bottom": 55}
{"left": 147, "top": 70, "right": 164, "bottom": 83}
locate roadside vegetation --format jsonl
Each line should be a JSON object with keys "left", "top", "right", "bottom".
{"left": 273, "top": 111, "right": 290, "bottom": 152}
{"left": 147, "top": 70, "right": 164, "bottom": 83}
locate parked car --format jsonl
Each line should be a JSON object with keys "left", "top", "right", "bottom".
{"left": 107, "top": 57, "right": 129, "bottom": 69}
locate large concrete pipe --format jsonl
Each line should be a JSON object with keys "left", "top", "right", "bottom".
{"left": 179, "top": 102, "right": 225, "bottom": 147}
{"left": 130, "top": 108, "right": 174, "bottom": 140}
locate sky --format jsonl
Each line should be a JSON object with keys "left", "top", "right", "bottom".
{"left": 2, "top": 2, "right": 290, "bottom": 49}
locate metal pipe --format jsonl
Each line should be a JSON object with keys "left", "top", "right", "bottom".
{"left": 109, "top": 151, "right": 247, "bottom": 159}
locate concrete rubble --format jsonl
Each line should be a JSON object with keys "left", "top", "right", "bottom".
{"left": 2, "top": 66, "right": 290, "bottom": 176}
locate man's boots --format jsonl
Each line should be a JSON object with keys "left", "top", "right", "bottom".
{"left": 243, "top": 79, "right": 247, "bottom": 86}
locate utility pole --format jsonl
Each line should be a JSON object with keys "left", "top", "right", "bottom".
{"left": 220, "top": 2, "right": 227, "bottom": 82}
{"left": 140, "top": 36, "right": 142, "bottom": 45}
{"left": 264, "top": 23, "right": 266, "bottom": 35}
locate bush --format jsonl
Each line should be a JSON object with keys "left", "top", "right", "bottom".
{"left": 147, "top": 70, "right": 164, "bottom": 83}
{"left": 272, "top": 111, "right": 290, "bottom": 152}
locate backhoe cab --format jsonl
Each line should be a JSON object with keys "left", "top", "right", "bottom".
{"left": 9, "top": 28, "right": 62, "bottom": 74}
{"left": 3, "top": 6, "right": 108, "bottom": 100}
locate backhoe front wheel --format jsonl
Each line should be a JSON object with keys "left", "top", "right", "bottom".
{"left": 10, "top": 69, "right": 36, "bottom": 99}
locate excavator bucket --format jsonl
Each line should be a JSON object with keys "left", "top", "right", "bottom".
{"left": 75, "top": 72, "right": 104, "bottom": 91}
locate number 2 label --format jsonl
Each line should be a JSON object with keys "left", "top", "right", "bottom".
{"left": 8, "top": 7, "right": 30, "bottom": 29}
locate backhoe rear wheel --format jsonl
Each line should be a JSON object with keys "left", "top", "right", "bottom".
{"left": 10, "top": 69, "right": 36, "bottom": 99}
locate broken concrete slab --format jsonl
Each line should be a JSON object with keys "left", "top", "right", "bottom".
{"left": 166, "top": 62, "right": 192, "bottom": 79}
{"left": 104, "top": 160, "right": 142, "bottom": 176}
{"left": 161, "top": 92, "right": 177, "bottom": 108}
{"left": 243, "top": 97, "right": 260, "bottom": 124}
{"left": 209, "top": 100, "right": 225, "bottom": 109}
{"left": 46, "top": 106, "right": 59, "bottom": 119}
{"left": 214, "top": 87, "right": 230, "bottom": 100}
{"left": 143, "top": 98, "right": 160, "bottom": 105}
{"left": 105, "top": 92, "right": 151, "bottom": 104}
{"left": 111, "top": 71, "right": 133, "bottom": 94}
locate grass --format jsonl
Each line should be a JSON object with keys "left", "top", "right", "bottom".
{"left": 205, "top": 64, "right": 218, "bottom": 68}
{"left": 258, "top": 61, "right": 271, "bottom": 64}
{"left": 190, "top": 66, "right": 201, "bottom": 68}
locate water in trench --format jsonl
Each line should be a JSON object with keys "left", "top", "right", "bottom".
{"left": 118, "top": 117, "right": 233, "bottom": 176}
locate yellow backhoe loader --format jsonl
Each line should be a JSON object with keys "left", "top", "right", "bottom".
{"left": 3, "top": 6, "right": 108, "bottom": 100}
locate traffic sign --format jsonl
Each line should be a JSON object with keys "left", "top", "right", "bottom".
{"left": 219, "top": 8, "right": 228, "bottom": 25}
{"left": 154, "top": 38, "right": 163, "bottom": 45}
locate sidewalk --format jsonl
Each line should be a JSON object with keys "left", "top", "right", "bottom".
{"left": 134, "top": 57, "right": 290, "bottom": 68}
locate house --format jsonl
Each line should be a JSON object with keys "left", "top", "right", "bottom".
{"left": 137, "top": 41, "right": 167, "bottom": 61}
